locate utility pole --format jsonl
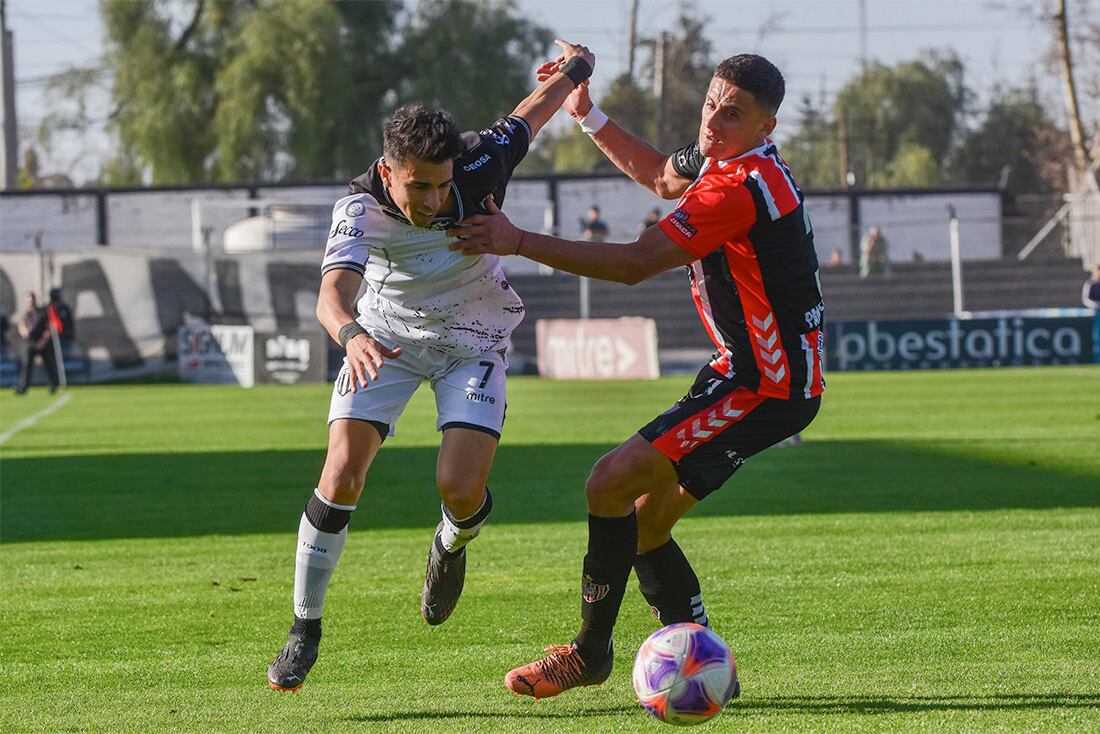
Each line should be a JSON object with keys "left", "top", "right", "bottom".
{"left": 626, "top": 0, "right": 639, "bottom": 79}
{"left": 654, "top": 31, "right": 667, "bottom": 151}
{"left": 858, "top": 0, "right": 868, "bottom": 74}
{"left": 1, "top": 0, "right": 18, "bottom": 189}
{"left": 838, "top": 105, "right": 850, "bottom": 190}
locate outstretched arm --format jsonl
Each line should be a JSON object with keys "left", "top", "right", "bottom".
{"left": 539, "top": 75, "right": 693, "bottom": 200}
{"left": 510, "top": 39, "right": 595, "bottom": 141}
{"left": 448, "top": 199, "right": 693, "bottom": 285}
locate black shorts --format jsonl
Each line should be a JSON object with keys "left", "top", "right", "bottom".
{"left": 638, "top": 366, "right": 821, "bottom": 499}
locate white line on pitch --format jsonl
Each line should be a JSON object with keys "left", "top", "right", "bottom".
{"left": 0, "top": 393, "right": 74, "bottom": 446}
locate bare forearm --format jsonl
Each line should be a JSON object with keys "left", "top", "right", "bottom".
{"left": 517, "top": 232, "right": 646, "bottom": 285}
{"left": 511, "top": 73, "right": 578, "bottom": 140}
{"left": 588, "top": 121, "right": 670, "bottom": 195}
{"left": 316, "top": 277, "right": 362, "bottom": 344}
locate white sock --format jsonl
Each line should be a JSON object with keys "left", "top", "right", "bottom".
{"left": 293, "top": 492, "right": 354, "bottom": 619}
{"left": 438, "top": 488, "right": 493, "bottom": 554}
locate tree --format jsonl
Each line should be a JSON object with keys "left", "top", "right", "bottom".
{"left": 781, "top": 94, "right": 842, "bottom": 189}
{"left": 541, "top": 73, "right": 655, "bottom": 174}
{"left": 212, "top": 0, "right": 399, "bottom": 181}
{"left": 951, "top": 86, "right": 1066, "bottom": 195}
{"left": 90, "top": 0, "right": 548, "bottom": 185}
{"left": 536, "top": 5, "right": 711, "bottom": 174}
{"left": 393, "top": 0, "right": 552, "bottom": 131}
{"left": 648, "top": 12, "right": 713, "bottom": 150}
{"left": 102, "top": 0, "right": 248, "bottom": 184}
{"left": 835, "top": 51, "right": 967, "bottom": 188}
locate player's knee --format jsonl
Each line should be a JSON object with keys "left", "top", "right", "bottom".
{"left": 585, "top": 450, "right": 637, "bottom": 507}
{"left": 436, "top": 473, "right": 485, "bottom": 518}
{"left": 318, "top": 461, "right": 366, "bottom": 501}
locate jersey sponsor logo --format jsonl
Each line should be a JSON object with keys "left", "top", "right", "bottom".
{"left": 582, "top": 574, "right": 610, "bottom": 603}
{"left": 345, "top": 200, "right": 366, "bottom": 218}
{"left": 330, "top": 219, "right": 365, "bottom": 239}
{"left": 804, "top": 300, "right": 825, "bottom": 329}
{"left": 463, "top": 153, "right": 492, "bottom": 171}
{"left": 668, "top": 208, "right": 697, "bottom": 239}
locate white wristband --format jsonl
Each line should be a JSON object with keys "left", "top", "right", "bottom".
{"left": 577, "top": 105, "right": 609, "bottom": 135}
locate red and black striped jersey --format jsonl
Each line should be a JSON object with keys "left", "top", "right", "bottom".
{"left": 659, "top": 138, "right": 825, "bottom": 400}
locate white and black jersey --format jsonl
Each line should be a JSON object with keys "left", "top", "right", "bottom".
{"left": 321, "top": 116, "right": 531, "bottom": 358}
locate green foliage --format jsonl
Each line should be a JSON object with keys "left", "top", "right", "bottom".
{"left": 781, "top": 94, "right": 842, "bottom": 189}
{"left": 102, "top": 0, "right": 246, "bottom": 184}
{"left": 98, "top": 0, "right": 547, "bottom": 184}
{"left": 651, "top": 12, "right": 713, "bottom": 150}
{"left": 394, "top": 0, "right": 552, "bottom": 130}
{"left": 537, "top": 10, "right": 711, "bottom": 174}
{"left": 541, "top": 74, "right": 656, "bottom": 174}
{"left": 781, "top": 53, "right": 1065, "bottom": 193}
{"left": 835, "top": 51, "right": 966, "bottom": 188}
{"left": 950, "top": 87, "right": 1063, "bottom": 194}
{"left": 876, "top": 141, "right": 944, "bottom": 187}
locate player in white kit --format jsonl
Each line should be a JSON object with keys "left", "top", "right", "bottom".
{"left": 267, "top": 40, "right": 597, "bottom": 692}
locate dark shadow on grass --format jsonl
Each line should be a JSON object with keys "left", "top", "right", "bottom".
{"left": 345, "top": 703, "right": 640, "bottom": 722}
{"left": 740, "top": 693, "right": 1100, "bottom": 714}
{"left": 2, "top": 440, "right": 1098, "bottom": 543}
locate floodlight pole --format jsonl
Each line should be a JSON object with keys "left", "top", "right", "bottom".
{"left": 1, "top": 0, "right": 18, "bottom": 189}
{"left": 948, "top": 206, "right": 964, "bottom": 317}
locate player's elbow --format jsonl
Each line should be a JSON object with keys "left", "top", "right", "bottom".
{"left": 652, "top": 179, "right": 679, "bottom": 200}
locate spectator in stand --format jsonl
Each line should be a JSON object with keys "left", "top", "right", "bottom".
{"left": 859, "top": 225, "right": 890, "bottom": 278}
{"left": 824, "top": 248, "right": 844, "bottom": 268}
{"left": 581, "top": 205, "right": 609, "bottom": 242}
{"left": 640, "top": 207, "right": 661, "bottom": 236}
{"left": 12, "top": 291, "right": 59, "bottom": 395}
{"left": 1082, "top": 264, "right": 1100, "bottom": 309}
{"left": 1084, "top": 264, "right": 1100, "bottom": 365}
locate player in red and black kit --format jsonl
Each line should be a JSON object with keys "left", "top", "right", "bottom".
{"left": 451, "top": 53, "right": 823, "bottom": 700}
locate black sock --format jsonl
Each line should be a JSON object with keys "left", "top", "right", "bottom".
{"left": 574, "top": 512, "right": 637, "bottom": 662}
{"left": 290, "top": 616, "right": 322, "bottom": 641}
{"left": 634, "top": 537, "right": 708, "bottom": 626}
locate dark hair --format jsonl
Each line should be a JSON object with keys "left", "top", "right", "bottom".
{"left": 383, "top": 104, "right": 463, "bottom": 166}
{"left": 713, "top": 54, "right": 785, "bottom": 115}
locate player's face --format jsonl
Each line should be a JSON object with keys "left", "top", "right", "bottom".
{"left": 379, "top": 158, "right": 454, "bottom": 227}
{"left": 698, "top": 77, "right": 777, "bottom": 159}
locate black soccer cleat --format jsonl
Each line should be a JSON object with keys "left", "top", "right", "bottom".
{"left": 421, "top": 521, "right": 467, "bottom": 625}
{"left": 267, "top": 630, "right": 320, "bottom": 692}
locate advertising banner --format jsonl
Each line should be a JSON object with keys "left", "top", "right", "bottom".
{"left": 178, "top": 325, "right": 255, "bottom": 386}
{"left": 254, "top": 331, "right": 327, "bottom": 384}
{"left": 826, "top": 316, "right": 1096, "bottom": 371}
{"left": 536, "top": 317, "right": 660, "bottom": 380}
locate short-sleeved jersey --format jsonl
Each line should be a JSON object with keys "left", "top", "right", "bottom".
{"left": 321, "top": 115, "right": 531, "bottom": 358}
{"left": 660, "top": 138, "right": 825, "bottom": 400}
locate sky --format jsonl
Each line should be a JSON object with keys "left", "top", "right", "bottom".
{"left": 3, "top": 0, "right": 1071, "bottom": 184}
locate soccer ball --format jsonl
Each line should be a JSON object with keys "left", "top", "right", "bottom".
{"left": 632, "top": 623, "right": 739, "bottom": 726}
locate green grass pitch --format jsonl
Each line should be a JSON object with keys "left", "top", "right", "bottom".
{"left": 1, "top": 366, "right": 1098, "bottom": 732}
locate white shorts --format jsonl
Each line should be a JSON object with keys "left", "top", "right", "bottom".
{"left": 328, "top": 339, "right": 508, "bottom": 440}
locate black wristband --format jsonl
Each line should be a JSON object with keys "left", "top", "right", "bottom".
{"left": 338, "top": 322, "right": 368, "bottom": 349}
{"left": 560, "top": 56, "right": 593, "bottom": 86}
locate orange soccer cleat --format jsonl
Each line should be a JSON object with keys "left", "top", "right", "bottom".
{"left": 504, "top": 643, "right": 613, "bottom": 699}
